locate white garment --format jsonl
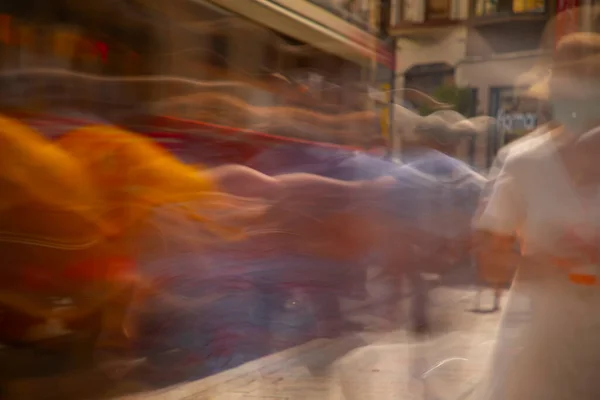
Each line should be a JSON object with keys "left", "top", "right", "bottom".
{"left": 474, "top": 131, "right": 600, "bottom": 400}
{"left": 475, "top": 126, "right": 550, "bottom": 227}
{"left": 486, "top": 125, "right": 551, "bottom": 190}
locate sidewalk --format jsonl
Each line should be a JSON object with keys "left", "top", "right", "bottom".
{"left": 119, "top": 284, "right": 503, "bottom": 400}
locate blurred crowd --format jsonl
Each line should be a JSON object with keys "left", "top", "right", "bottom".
{"left": 4, "top": 4, "right": 600, "bottom": 400}
{"left": 0, "top": 87, "right": 488, "bottom": 397}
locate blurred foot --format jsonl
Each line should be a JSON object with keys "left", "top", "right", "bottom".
{"left": 340, "top": 320, "right": 366, "bottom": 333}
{"left": 320, "top": 320, "right": 365, "bottom": 338}
{"left": 411, "top": 320, "right": 431, "bottom": 336}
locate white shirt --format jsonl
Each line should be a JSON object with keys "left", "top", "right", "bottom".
{"left": 474, "top": 127, "right": 600, "bottom": 400}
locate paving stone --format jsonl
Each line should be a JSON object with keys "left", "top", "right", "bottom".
{"left": 120, "top": 286, "right": 503, "bottom": 400}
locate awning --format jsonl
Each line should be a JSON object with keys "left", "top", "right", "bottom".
{"left": 404, "top": 62, "right": 454, "bottom": 77}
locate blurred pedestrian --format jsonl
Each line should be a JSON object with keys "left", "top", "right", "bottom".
{"left": 474, "top": 121, "right": 555, "bottom": 311}
{"left": 320, "top": 114, "right": 486, "bottom": 334}
{"left": 390, "top": 115, "right": 486, "bottom": 333}
{"left": 474, "top": 32, "right": 600, "bottom": 400}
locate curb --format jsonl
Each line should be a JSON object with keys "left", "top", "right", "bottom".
{"left": 120, "top": 264, "right": 481, "bottom": 399}
{"left": 120, "top": 337, "right": 334, "bottom": 399}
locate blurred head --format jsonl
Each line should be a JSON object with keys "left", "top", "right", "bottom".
{"left": 528, "top": 32, "right": 600, "bottom": 134}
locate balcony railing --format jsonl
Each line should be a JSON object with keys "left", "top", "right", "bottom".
{"left": 390, "top": 0, "right": 463, "bottom": 35}
{"left": 307, "top": 0, "right": 377, "bottom": 33}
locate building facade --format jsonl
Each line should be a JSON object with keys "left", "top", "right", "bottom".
{"left": 388, "top": 0, "right": 599, "bottom": 167}
{"left": 457, "top": 0, "right": 552, "bottom": 167}
{"left": 391, "top": 0, "right": 469, "bottom": 97}
{"left": 0, "top": 0, "right": 163, "bottom": 115}
{"left": 0, "top": 0, "right": 396, "bottom": 146}
{"left": 388, "top": 0, "right": 479, "bottom": 163}
{"left": 159, "top": 0, "right": 395, "bottom": 146}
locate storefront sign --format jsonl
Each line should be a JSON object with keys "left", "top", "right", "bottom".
{"left": 496, "top": 108, "right": 538, "bottom": 135}
{"left": 489, "top": 87, "right": 540, "bottom": 159}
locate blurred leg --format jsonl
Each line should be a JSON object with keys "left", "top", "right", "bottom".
{"left": 310, "top": 289, "right": 345, "bottom": 337}
{"left": 387, "top": 268, "right": 405, "bottom": 326}
{"left": 407, "top": 265, "right": 429, "bottom": 334}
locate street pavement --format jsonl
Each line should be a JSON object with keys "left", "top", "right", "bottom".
{"left": 118, "top": 275, "right": 504, "bottom": 400}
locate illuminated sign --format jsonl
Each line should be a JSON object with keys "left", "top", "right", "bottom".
{"left": 496, "top": 109, "right": 538, "bottom": 135}
{"left": 0, "top": 16, "right": 108, "bottom": 64}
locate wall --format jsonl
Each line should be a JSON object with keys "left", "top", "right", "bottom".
{"left": 465, "top": 20, "right": 546, "bottom": 57}
{"left": 456, "top": 52, "right": 542, "bottom": 167}
{"left": 394, "top": 26, "right": 467, "bottom": 100}
{"left": 456, "top": 52, "right": 542, "bottom": 113}
{"left": 204, "top": 0, "right": 392, "bottom": 67}
{"left": 396, "top": 28, "right": 467, "bottom": 75}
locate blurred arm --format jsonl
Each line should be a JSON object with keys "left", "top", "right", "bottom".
{"left": 473, "top": 158, "right": 525, "bottom": 286}
{"left": 473, "top": 230, "right": 521, "bottom": 285}
{"left": 208, "top": 164, "right": 280, "bottom": 199}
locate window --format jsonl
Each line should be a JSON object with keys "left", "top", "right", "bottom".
{"left": 426, "top": 0, "right": 452, "bottom": 19}
{"left": 394, "top": 0, "right": 453, "bottom": 24}
{"left": 512, "top": 0, "right": 545, "bottom": 12}
{"left": 474, "top": 0, "right": 545, "bottom": 17}
{"left": 391, "top": 0, "right": 401, "bottom": 25}
{"left": 404, "top": 63, "right": 455, "bottom": 95}
{"left": 309, "top": 0, "right": 372, "bottom": 29}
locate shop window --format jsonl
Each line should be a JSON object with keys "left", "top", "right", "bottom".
{"left": 209, "top": 34, "right": 228, "bottom": 69}
{"left": 405, "top": 72, "right": 452, "bottom": 95}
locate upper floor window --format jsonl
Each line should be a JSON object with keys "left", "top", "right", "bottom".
{"left": 309, "top": 0, "right": 374, "bottom": 30}
{"left": 426, "top": 0, "right": 452, "bottom": 19}
{"left": 474, "top": 0, "right": 545, "bottom": 17}
{"left": 392, "top": 0, "right": 456, "bottom": 24}
{"left": 343, "top": 0, "right": 372, "bottom": 23}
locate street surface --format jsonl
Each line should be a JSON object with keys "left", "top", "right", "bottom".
{"left": 118, "top": 269, "right": 503, "bottom": 400}
{"left": 1, "top": 266, "right": 501, "bottom": 400}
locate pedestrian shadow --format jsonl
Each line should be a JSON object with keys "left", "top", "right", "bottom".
{"left": 468, "top": 306, "right": 500, "bottom": 314}
{"left": 301, "top": 334, "right": 369, "bottom": 377}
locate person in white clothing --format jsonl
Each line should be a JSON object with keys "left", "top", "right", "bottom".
{"left": 474, "top": 32, "right": 600, "bottom": 400}
{"left": 487, "top": 122, "right": 555, "bottom": 182}
{"left": 473, "top": 123, "right": 555, "bottom": 310}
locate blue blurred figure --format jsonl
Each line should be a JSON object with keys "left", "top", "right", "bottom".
{"left": 248, "top": 143, "right": 365, "bottom": 337}
{"left": 251, "top": 133, "right": 484, "bottom": 334}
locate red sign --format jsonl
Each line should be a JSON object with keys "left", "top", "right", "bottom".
{"left": 376, "top": 43, "right": 395, "bottom": 70}
{"left": 555, "top": 0, "right": 580, "bottom": 49}
{"left": 16, "top": 113, "right": 362, "bottom": 166}
{"left": 137, "top": 116, "right": 360, "bottom": 165}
